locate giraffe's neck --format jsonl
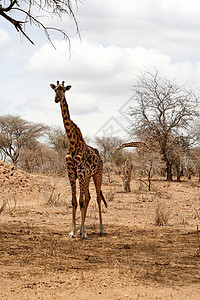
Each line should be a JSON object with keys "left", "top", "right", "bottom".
{"left": 60, "top": 97, "right": 85, "bottom": 147}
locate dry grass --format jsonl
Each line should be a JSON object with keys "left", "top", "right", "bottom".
{"left": 43, "top": 176, "right": 70, "bottom": 207}
{"left": 1, "top": 163, "right": 200, "bottom": 299}
{"left": 105, "top": 188, "right": 115, "bottom": 202}
{"left": 155, "top": 201, "right": 171, "bottom": 226}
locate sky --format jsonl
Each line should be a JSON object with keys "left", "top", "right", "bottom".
{"left": 1, "top": 0, "right": 200, "bottom": 143}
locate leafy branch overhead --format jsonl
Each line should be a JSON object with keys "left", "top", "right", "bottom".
{"left": 0, "top": 0, "right": 80, "bottom": 45}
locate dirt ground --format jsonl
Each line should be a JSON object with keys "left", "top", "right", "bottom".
{"left": 0, "top": 160, "right": 200, "bottom": 300}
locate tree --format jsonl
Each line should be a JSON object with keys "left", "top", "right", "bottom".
{"left": 48, "top": 127, "right": 69, "bottom": 152}
{"left": 0, "top": 115, "right": 48, "bottom": 165}
{"left": 19, "top": 140, "right": 56, "bottom": 173}
{"left": 95, "top": 136, "right": 132, "bottom": 190}
{"left": 118, "top": 142, "right": 163, "bottom": 191}
{"left": 95, "top": 136, "right": 123, "bottom": 163}
{"left": 47, "top": 127, "right": 69, "bottom": 174}
{"left": 0, "top": 0, "right": 80, "bottom": 45}
{"left": 188, "top": 147, "right": 200, "bottom": 181}
{"left": 128, "top": 70, "right": 200, "bottom": 181}
{"left": 111, "top": 149, "right": 134, "bottom": 193}
{"left": 121, "top": 158, "right": 133, "bottom": 192}
{"left": 134, "top": 146, "right": 164, "bottom": 191}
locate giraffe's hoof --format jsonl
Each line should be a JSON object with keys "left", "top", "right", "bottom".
{"left": 99, "top": 232, "right": 106, "bottom": 236}
{"left": 99, "top": 225, "right": 105, "bottom": 236}
{"left": 77, "top": 228, "right": 82, "bottom": 236}
{"left": 69, "top": 234, "right": 75, "bottom": 238}
{"left": 69, "top": 231, "right": 76, "bottom": 238}
{"left": 81, "top": 233, "right": 87, "bottom": 240}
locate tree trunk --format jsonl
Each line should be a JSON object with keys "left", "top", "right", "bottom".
{"left": 148, "top": 170, "right": 151, "bottom": 191}
{"left": 166, "top": 161, "right": 173, "bottom": 181}
{"left": 122, "top": 160, "right": 133, "bottom": 193}
{"left": 176, "top": 168, "right": 181, "bottom": 182}
{"left": 123, "top": 179, "right": 131, "bottom": 193}
{"left": 176, "top": 160, "right": 181, "bottom": 182}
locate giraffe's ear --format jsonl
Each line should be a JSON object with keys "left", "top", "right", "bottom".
{"left": 50, "top": 84, "right": 56, "bottom": 90}
{"left": 66, "top": 85, "right": 72, "bottom": 91}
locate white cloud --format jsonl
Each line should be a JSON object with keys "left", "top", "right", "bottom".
{"left": 0, "top": 28, "right": 9, "bottom": 46}
{"left": 0, "top": 28, "right": 10, "bottom": 56}
{"left": 26, "top": 38, "right": 197, "bottom": 96}
{"left": 69, "top": 93, "right": 99, "bottom": 115}
{"left": 78, "top": 0, "right": 200, "bottom": 59}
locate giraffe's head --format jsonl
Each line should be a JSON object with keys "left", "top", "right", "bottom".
{"left": 50, "top": 81, "right": 72, "bottom": 103}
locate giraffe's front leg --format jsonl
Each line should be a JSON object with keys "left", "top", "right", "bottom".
{"left": 79, "top": 177, "right": 87, "bottom": 239}
{"left": 79, "top": 201, "right": 87, "bottom": 239}
{"left": 67, "top": 167, "right": 77, "bottom": 238}
{"left": 70, "top": 202, "right": 77, "bottom": 238}
{"left": 78, "top": 177, "right": 91, "bottom": 236}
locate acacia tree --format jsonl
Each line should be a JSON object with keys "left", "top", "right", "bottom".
{"left": 95, "top": 136, "right": 123, "bottom": 163}
{"left": 128, "top": 70, "right": 200, "bottom": 181}
{"left": 0, "top": 0, "right": 80, "bottom": 45}
{"left": 47, "top": 127, "right": 70, "bottom": 174}
{"left": 19, "top": 140, "right": 56, "bottom": 173}
{"left": 0, "top": 115, "right": 48, "bottom": 165}
{"left": 48, "top": 127, "right": 69, "bottom": 152}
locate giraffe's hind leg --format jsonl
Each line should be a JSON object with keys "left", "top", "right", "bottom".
{"left": 78, "top": 177, "right": 91, "bottom": 236}
{"left": 84, "top": 177, "right": 91, "bottom": 219}
{"left": 93, "top": 172, "right": 105, "bottom": 236}
{"left": 78, "top": 176, "right": 88, "bottom": 239}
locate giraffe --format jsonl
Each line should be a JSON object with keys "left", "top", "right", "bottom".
{"left": 50, "top": 81, "right": 107, "bottom": 239}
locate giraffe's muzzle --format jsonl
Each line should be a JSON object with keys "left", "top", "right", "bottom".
{"left": 55, "top": 97, "right": 60, "bottom": 103}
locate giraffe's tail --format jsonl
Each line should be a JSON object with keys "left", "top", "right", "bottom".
{"left": 100, "top": 190, "right": 107, "bottom": 208}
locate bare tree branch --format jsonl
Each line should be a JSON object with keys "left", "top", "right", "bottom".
{"left": 128, "top": 69, "right": 200, "bottom": 181}
{"left": 0, "top": 0, "right": 80, "bottom": 45}
{"left": 0, "top": 0, "right": 18, "bottom": 12}
{"left": 117, "top": 142, "right": 149, "bottom": 151}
